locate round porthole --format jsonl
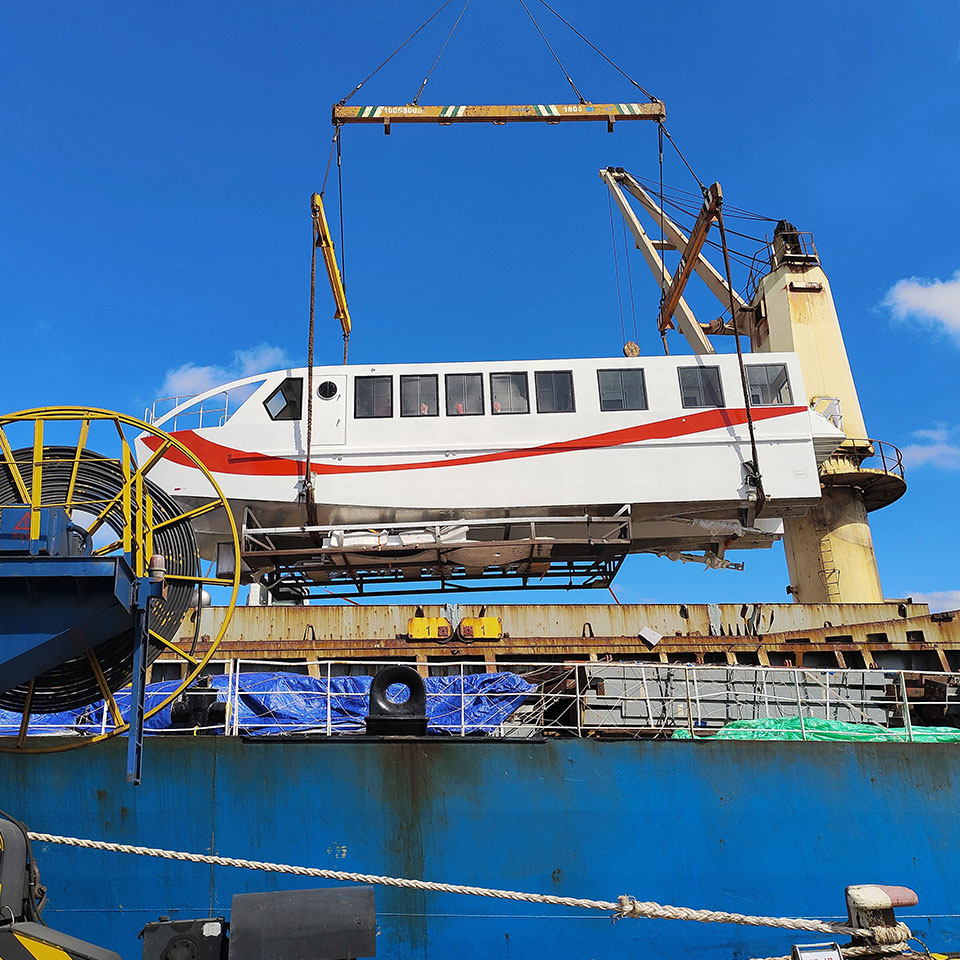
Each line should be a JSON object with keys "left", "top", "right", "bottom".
{"left": 318, "top": 381, "right": 338, "bottom": 400}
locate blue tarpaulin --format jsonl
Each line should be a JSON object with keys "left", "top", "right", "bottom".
{"left": 0, "top": 671, "right": 535, "bottom": 737}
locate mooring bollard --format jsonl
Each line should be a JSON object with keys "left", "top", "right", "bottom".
{"left": 845, "top": 884, "right": 918, "bottom": 946}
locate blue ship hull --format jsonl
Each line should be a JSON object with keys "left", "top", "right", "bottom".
{"left": 2, "top": 738, "right": 956, "bottom": 959}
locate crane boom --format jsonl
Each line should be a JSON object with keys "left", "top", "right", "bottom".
{"left": 333, "top": 101, "right": 665, "bottom": 133}
{"left": 657, "top": 182, "right": 722, "bottom": 334}
{"left": 312, "top": 193, "right": 351, "bottom": 339}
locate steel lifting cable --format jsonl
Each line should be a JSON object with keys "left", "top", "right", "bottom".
{"left": 658, "top": 122, "right": 668, "bottom": 355}
{"left": 717, "top": 208, "right": 766, "bottom": 515}
{"left": 319, "top": 126, "right": 339, "bottom": 199}
{"left": 658, "top": 122, "right": 706, "bottom": 194}
{"left": 412, "top": 0, "right": 472, "bottom": 105}
{"left": 338, "top": 0, "right": 456, "bottom": 104}
{"left": 607, "top": 191, "right": 627, "bottom": 347}
{"left": 535, "top": 0, "right": 659, "bottom": 102}
{"left": 517, "top": 0, "right": 586, "bottom": 103}
{"left": 304, "top": 199, "right": 319, "bottom": 525}
{"left": 336, "top": 129, "right": 346, "bottom": 299}
{"left": 624, "top": 172, "right": 776, "bottom": 223}
{"left": 305, "top": 123, "right": 346, "bottom": 525}
{"left": 620, "top": 216, "right": 639, "bottom": 344}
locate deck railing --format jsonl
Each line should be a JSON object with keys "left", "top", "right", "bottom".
{"left": 130, "top": 659, "right": 960, "bottom": 741}
{"left": 8, "top": 660, "right": 957, "bottom": 741}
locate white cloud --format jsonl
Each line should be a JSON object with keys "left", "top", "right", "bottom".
{"left": 910, "top": 590, "right": 960, "bottom": 613}
{"left": 884, "top": 270, "right": 960, "bottom": 342}
{"left": 900, "top": 422, "right": 960, "bottom": 470}
{"left": 158, "top": 343, "right": 292, "bottom": 398}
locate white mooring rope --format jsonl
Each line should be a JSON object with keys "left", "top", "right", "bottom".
{"left": 27, "top": 832, "right": 912, "bottom": 959}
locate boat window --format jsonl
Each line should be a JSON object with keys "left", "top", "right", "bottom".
{"left": 263, "top": 377, "right": 303, "bottom": 421}
{"left": 598, "top": 368, "right": 648, "bottom": 411}
{"left": 678, "top": 366, "right": 724, "bottom": 408}
{"left": 746, "top": 363, "right": 793, "bottom": 405}
{"left": 535, "top": 370, "right": 575, "bottom": 413}
{"left": 354, "top": 376, "right": 393, "bottom": 419}
{"left": 490, "top": 372, "right": 529, "bottom": 415}
{"left": 446, "top": 373, "right": 484, "bottom": 416}
{"left": 317, "top": 380, "right": 338, "bottom": 400}
{"left": 151, "top": 378, "right": 267, "bottom": 430}
{"left": 400, "top": 375, "right": 439, "bottom": 417}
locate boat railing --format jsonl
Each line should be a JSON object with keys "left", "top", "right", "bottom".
{"left": 115, "top": 659, "right": 960, "bottom": 742}
{"left": 144, "top": 392, "right": 231, "bottom": 430}
{"left": 855, "top": 438, "right": 905, "bottom": 478}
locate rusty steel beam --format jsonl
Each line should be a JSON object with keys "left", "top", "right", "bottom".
{"left": 658, "top": 182, "right": 722, "bottom": 333}
{"left": 161, "top": 605, "right": 960, "bottom": 671}
{"left": 193, "top": 602, "right": 934, "bottom": 643}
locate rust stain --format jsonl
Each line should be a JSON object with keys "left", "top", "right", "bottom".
{"left": 377, "top": 742, "right": 429, "bottom": 960}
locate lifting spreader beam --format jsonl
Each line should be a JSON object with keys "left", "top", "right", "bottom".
{"left": 333, "top": 101, "right": 665, "bottom": 134}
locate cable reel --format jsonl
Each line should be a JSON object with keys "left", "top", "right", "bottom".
{"left": 0, "top": 407, "right": 240, "bottom": 756}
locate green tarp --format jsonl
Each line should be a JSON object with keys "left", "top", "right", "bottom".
{"left": 673, "top": 716, "right": 960, "bottom": 742}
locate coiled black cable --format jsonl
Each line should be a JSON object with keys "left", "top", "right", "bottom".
{"left": 0, "top": 446, "right": 199, "bottom": 714}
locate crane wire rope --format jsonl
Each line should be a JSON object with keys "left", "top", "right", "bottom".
{"left": 329, "top": 2, "right": 770, "bottom": 502}
{"left": 620, "top": 215, "right": 639, "bottom": 345}
{"left": 338, "top": 0, "right": 456, "bottom": 104}
{"left": 304, "top": 198, "right": 320, "bottom": 526}
{"left": 534, "top": 0, "right": 659, "bottom": 102}
{"left": 657, "top": 123, "right": 705, "bottom": 194}
{"left": 412, "top": 0, "right": 472, "bottom": 105}
{"left": 522, "top": 3, "right": 768, "bottom": 491}
{"left": 607, "top": 191, "right": 627, "bottom": 347}
{"left": 319, "top": 125, "right": 339, "bottom": 199}
{"left": 336, "top": 129, "right": 346, "bottom": 305}
{"left": 615, "top": 170, "right": 775, "bottom": 220}
{"left": 517, "top": 0, "right": 586, "bottom": 103}
{"left": 305, "top": 124, "right": 347, "bottom": 525}
{"left": 717, "top": 208, "right": 765, "bottom": 515}
{"left": 658, "top": 121, "right": 669, "bottom": 354}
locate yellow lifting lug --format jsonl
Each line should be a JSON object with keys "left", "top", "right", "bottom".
{"left": 404, "top": 616, "right": 453, "bottom": 642}
{"left": 456, "top": 616, "right": 503, "bottom": 642}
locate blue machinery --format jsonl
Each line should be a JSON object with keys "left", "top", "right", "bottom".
{"left": 0, "top": 408, "right": 240, "bottom": 783}
{"left": 0, "top": 505, "right": 166, "bottom": 782}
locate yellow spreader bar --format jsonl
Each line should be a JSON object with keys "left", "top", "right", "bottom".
{"left": 333, "top": 101, "right": 665, "bottom": 132}
{"left": 312, "top": 194, "right": 351, "bottom": 338}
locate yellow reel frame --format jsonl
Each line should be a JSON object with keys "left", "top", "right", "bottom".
{"left": 0, "top": 407, "right": 240, "bottom": 754}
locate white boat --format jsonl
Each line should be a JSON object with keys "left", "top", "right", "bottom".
{"left": 137, "top": 351, "right": 843, "bottom": 592}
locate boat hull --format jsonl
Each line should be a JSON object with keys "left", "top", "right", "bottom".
{"left": 4, "top": 736, "right": 957, "bottom": 960}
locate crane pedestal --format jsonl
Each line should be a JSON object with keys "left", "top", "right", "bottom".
{"left": 752, "top": 230, "right": 906, "bottom": 603}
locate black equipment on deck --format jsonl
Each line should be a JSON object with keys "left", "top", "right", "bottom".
{"left": 143, "top": 887, "right": 376, "bottom": 960}
{"left": 364, "top": 665, "right": 428, "bottom": 736}
{"left": 229, "top": 887, "right": 376, "bottom": 960}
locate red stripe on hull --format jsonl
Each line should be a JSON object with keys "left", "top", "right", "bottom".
{"left": 141, "top": 406, "right": 806, "bottom": 477}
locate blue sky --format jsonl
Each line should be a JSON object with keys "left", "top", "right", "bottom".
{"left": 3, "top": 1, "right": 959, "bottom": 608}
